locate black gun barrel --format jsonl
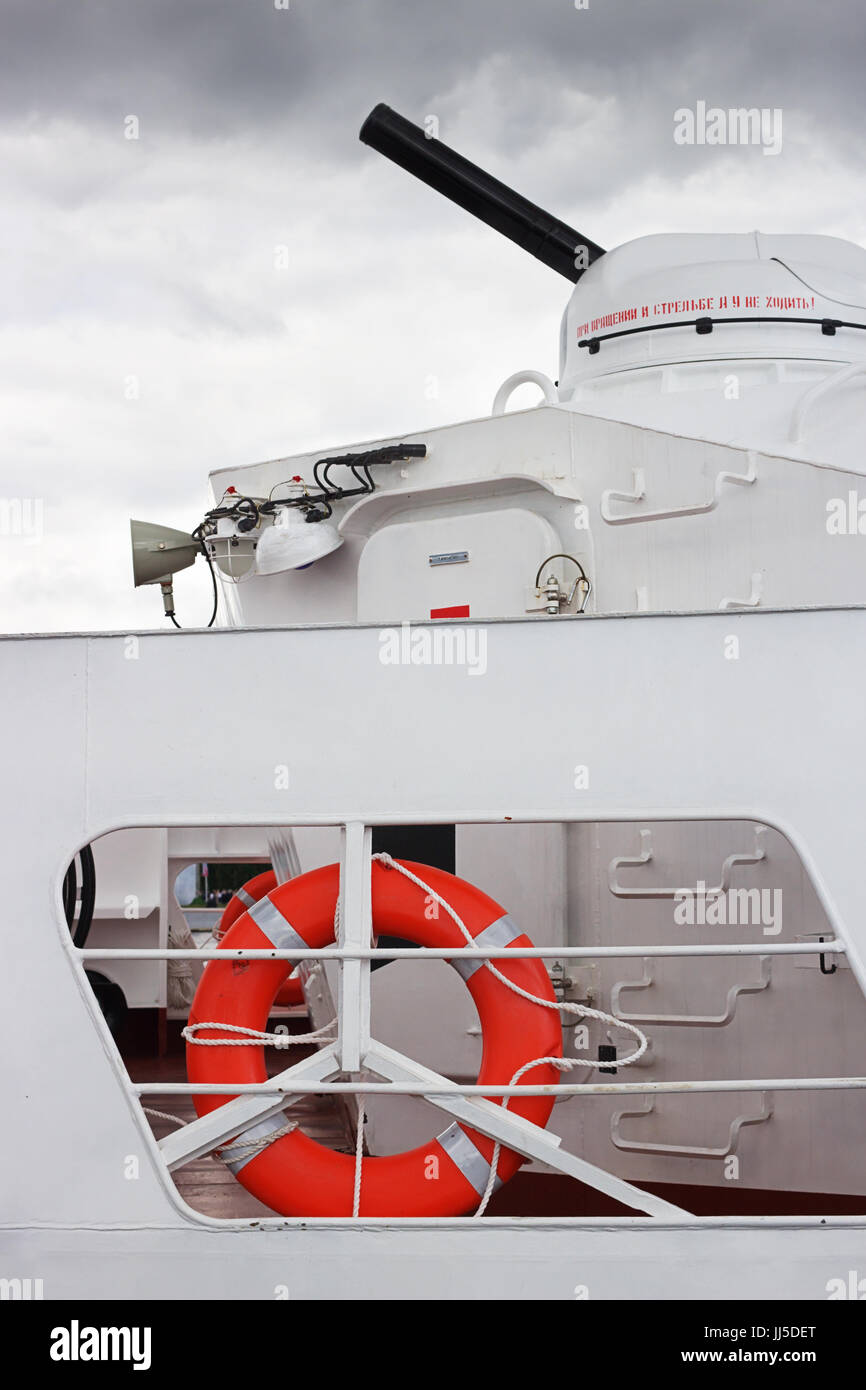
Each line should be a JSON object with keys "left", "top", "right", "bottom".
{"left": 359, "top": 104, "right": 604, "bottom": 282}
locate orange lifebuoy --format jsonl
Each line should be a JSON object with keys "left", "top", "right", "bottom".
{"left": 217, "top": 871, "right": 304, "bottom": 1006}
{"left": 187, "top": 859, "right": 562, "bottom": 1217}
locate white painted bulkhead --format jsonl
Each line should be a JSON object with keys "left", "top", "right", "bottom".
{"left": 4, "top": 612, "right": 866, "bottom": 1298}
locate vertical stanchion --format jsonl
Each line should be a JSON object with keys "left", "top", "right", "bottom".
{"left": 337, "top": 822, "right": 372, "bottom": 1073}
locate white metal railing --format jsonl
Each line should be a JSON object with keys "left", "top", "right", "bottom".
{"left": 134, "top": 1077, "right": 866, "bottom": 1096}
{"left": 71, "top": 819, "right": 862, "bottom": 1221}
{"left": 78, "top": 941, "right": 846, "bottom": 960}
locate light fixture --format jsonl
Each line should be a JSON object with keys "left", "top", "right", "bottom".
{"left": 255, "top": 503, "right": 344, "bottom": 575}
{"left": 130, "top": 519, "right": 199, "bottom": 586}
{"left": 129, "top": 519, "right": 203, "bottom": 622}
{"left": 205, "top": 517, "right": 259, "bottom": 580}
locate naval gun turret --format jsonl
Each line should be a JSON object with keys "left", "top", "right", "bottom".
{"left": 360, "top": 102, "right": 866, "bottom": 456}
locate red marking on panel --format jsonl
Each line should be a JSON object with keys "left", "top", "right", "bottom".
{"left": 430, "top": 605, "right": 470, "bottom": 620}
{"left": 573, "top": 291, "right": 816, "bottom": 339}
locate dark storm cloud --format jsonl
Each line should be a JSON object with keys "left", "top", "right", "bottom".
{"left": 2, "top": 0, "right": 864, "bottom": 156}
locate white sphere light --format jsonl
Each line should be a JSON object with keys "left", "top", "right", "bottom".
{"left": 255, "top": 504, "right": 344, "bottom": 575}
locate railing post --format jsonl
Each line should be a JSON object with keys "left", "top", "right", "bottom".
{"left": 337, "top": 822, "right": 372, "bottom": 1073}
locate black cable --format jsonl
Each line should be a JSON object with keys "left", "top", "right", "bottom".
{"left": 578, "top": 314, "right": 866, "bottom": 355}
{"left": 62, "top": 858, "right": 77, "bottom": 930}
{"left": 199, "top": 539, "right": 219, "bottom": 628}
{"left": 534, "top": 553, "right": 589, "bottom": 589}
{"left": 74, "top": 845, "right": 96, "bottom": 949}
{"left": 62, "top": 845, "right": 95, "bottom": 947}
{"left": 165, "top": 541, "right": 218, "bottom": 629}
{"left": 235, "top": 497, "right": 259, "bottom": 528}
{"left": 350, "top": 461, "right": 374, "bottom": 491}
{"left": 192, "top": 446, "right": 429, "bottom": 576}
{"left": 323, "top": 457, "right": 357, "bottom": 492}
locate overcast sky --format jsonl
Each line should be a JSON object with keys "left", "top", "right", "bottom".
{"left": 1, "top": 0, "right": 864, "bottom": 632}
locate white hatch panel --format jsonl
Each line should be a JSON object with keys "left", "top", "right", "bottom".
{"left": 356, "top": 507, "right": 561, "bottom": 622}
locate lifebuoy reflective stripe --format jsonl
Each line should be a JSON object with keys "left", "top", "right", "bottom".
{"left": 217, "top": 872, "right": 303, "bottom": 1006}
{"left": 187, "top": 859, "right": 562, "bottom": 1218}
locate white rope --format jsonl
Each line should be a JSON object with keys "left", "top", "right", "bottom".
{"left": 182, "top": 1020, "right": 336, "bottom": 1046}
{"left": 142, "top": 1105, "right": 299, "bottom": 1161}
{"left": 370, "top": 853, "right": 650, "bottom": 1218}
{"left": 216, "top": 1119, "right": 299, "bottom": 1161}
{"left": 335, "top": 885, "right": 368, "bottom": 1216}
{"left": 182, "top": 1018, "right": 335, "bottom": 1162}
{"left": 352, "top": 1102, "right": 365, "bottom": 1217}
{"left": 143, "top": 1107, "right": 187, "bottom": 1128}
{"left": 167, "top": 919, "right": 204, "bottom": 1009}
